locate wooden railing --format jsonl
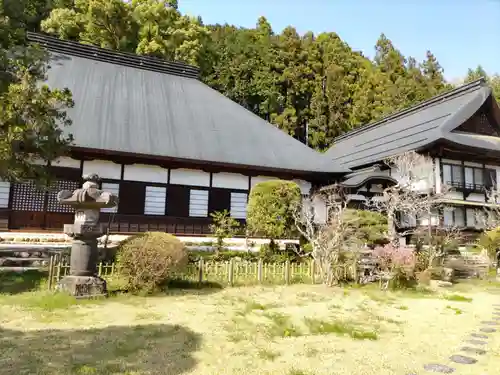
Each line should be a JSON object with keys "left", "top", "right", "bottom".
{"left": 47, "top": 258, "right": 320, "bottom": 289}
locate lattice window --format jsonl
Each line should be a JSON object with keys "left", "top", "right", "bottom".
{"left": 189, "top": 189, "right": 208, "bottom": 217}
{"left": 230, "top": 192, "right": 248, "bottom": 219}
{"left": 46, "top": 180, "right": 80, "bottom": 213}
{"left": 144, "top": 186, "right": 167, "bottom": 215}
{"left": 11, "top": 181, "right": 45, "bottom": 211}
{"left": 0, "top": 180, "right": 10, "bottom": 208}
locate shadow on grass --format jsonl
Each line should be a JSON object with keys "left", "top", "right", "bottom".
{"left": 0, "top": 324, "right": 201, "bottom": 375}
{"left": 0, "top": 270, "right": 48, "bottom": 294}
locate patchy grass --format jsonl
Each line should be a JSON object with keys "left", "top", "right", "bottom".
{"left": 445, "top": 305, "right": 463, "bottom": 315}
{"left": 443, "top": 294, "right": 473, "bottom": 302}
{"left": 1, "top": 282, "right": 500, "bottom": 374}
{"left": 303, "top": 317, "right": 378, "bottom": 340}
{"left": 257, "top": 348, "right": 280, "bottom": 361}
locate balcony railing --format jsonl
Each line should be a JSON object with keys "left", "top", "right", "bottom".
{"left": 446, "top": 181, "right": 492, "bottom": 193}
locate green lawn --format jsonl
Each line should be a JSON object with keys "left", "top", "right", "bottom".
{"left": 1, "top": 274, "right": 500, "bottom": 375}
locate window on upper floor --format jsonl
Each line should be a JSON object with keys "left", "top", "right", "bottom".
{"left": 442, "top": 164, "right": 464, "bottom": 188}
{"left": 443, "top": 163, "right": 497, "bottom": 190}
{"left": 485, "top": 168, "right": 497, "bottom": 188}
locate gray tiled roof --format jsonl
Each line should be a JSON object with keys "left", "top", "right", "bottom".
{"left": 31, "top": 33, "right": 345, "bottom": 174}
{"left": 325, "top": 79, "right": 496, "bottom": 170}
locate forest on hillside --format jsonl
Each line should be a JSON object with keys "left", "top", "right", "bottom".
{"left": 5, "top": 0, "right": 500, "bottom": 151}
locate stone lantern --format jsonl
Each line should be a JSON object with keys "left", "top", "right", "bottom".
{"left": 56, "top": 173, "right": 119, "bottom": 297}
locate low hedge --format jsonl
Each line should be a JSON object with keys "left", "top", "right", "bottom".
{"left": 187, "top": 249, "right": 308, "bottom": 263}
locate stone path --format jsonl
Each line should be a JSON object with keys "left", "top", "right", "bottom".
{"left": 419, "top": 302, "right": 499, "bottom": 373}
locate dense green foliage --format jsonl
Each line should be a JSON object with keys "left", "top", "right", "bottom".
{"left": 478, "top": 227, "right": 500, "bottom": 262}
{"left": 117, "top": 232, "right": 188, "bottom": 293}
{"left": 209, "top": 209, "right": 240, "bottom": 250}
{"left": 187, "top": 248, "right": 304, "bottom": 264}
{"left": 343, "top": 209, "right": 389, "bottom": 247}
{"left": 246, "top": 180, "right": 302, "bottom": 241}
{"left": 0, "top": 0, "right": 74, "bottom": 182}
{"left": 26, "top": 0, "right": 498, "bottom": 152}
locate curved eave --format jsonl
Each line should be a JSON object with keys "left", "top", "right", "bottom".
{"left": 440, "top": 133, "right": 500, "bottom": 157}
{"left": 341, "top": 174, "right": 398, "bottom": 188}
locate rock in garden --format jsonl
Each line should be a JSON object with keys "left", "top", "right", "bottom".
{"left": 450, "top": 355, "right": 477, "bottom": 364}
{"left": 460, "top": 346, "right": 486, "bottom": 355}
{"left": 470, "top": 333, "right": 488, "bottom": 339}
{"left": 437, "top": 281, "right": 453, "bottom": 288}
{"left": 479, "top": 327, "right": 496, "bottom": 333}
{"left": 466, "top": 339, "right": 487, "bottom": 346}
{"left": 423, "top": 363, "right": 455, "bottom": 373}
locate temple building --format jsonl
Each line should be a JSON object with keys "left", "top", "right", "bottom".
{"left": 0, "top": 32, "right": 498, "bottom": 236}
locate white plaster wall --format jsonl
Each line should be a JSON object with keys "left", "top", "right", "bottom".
{"left": 312, "top": 195, "right": 327, "bottom": 224}
{"left": 0, "top": 180, "right": 10, "bottom": 208}
{"left": 52, "top": 156, "right": 80, "bottom": 169}
{"left": 466, "top": 193, "right": 486, "bottom": 203}
{"left": 123, "top": 164, "right": 169, "bottom": 183}
{"left": 82, "top": 160, "right": 122, "bottom": 180}
{"left": 212, "top": 172, "right": 249, "bottom": 190}
{"left": 170, "top": 168, "right": 210, "bottom": 187}
{"left": 464, "top": 161, "right": 482, "bottom": 168}
{"left": 346, "top": 194, "right": 366, "bottom": 202}
{"left": 434, "top": 158, "right": 442, "bottom": 194}
{"left": 441, "top": 159, "right": 461, "bottom": 166}
{"left": 293, "top": 179, "right": 312, "bottom": 195}
{"left": 250, "top": 175, "right": 275, "bottom": 188}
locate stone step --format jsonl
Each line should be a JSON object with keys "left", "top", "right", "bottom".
{"left": 0, "top": 267, "right": 48, "bottom": 271}
{"left": 1, "top": 257, "right": 49, "bottom": 262}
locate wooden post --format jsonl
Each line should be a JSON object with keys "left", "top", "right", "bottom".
{"left": 111, "top": 262, "right": 115, "bottom": 276}
{"left": 228, "top": 258, "right": 234, "bottom": 286}
{"left": 310, "top": 259, "right": 316, "bottom": 284}
{"left": 98, "top": 262, "right": 103, "bottom": 277}
{"left": 284, "top": 260, "right": 290, "bottom": 284}
{"left": 198, "top": 258, "right": 204, "bottom": 284}
{"left": 257, "top": 259, "right": 263, "bottom": 283}
{"left": 47, "top": 255, "right": 54, "bottom": 291}
{"left": 55, "top": 256, "right": 61, "bottom": 283}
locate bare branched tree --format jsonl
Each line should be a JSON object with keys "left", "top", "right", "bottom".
{"left": 292, "top": 185, "right": 363, "bottom": 286}
{"left": 475, "top": 187, "right": 500, "bottom": 230}
{"left": 474, "top": 187, "right": 500, "bottom": 275}
{"left": 366, "top": 151, "right": 449, "bottom": 245}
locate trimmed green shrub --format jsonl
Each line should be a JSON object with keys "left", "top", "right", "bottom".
{"left": 343, "top": 209, "right": 388, "bottom": 247}
{"left": 478, "top": 227, "right": 500, "bottom": 263}
{"left": 246, "top": 180, "right": 302, "bottom": 249}
{"left": 117, "top": 232, "right": 188, "bottom": 294}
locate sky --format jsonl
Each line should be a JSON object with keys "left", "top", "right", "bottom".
{"left": 179, "top": 0, "right": 500, "bottom": 82}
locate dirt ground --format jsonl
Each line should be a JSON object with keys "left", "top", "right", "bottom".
{"left": 0, "top": 281, "right": 499, "bottom": 375}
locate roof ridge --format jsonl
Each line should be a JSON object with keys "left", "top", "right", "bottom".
{"left": 27, "top": 32, "right": 200, "bottom": 80}
{"left": 333, "top": 78, "right": 486, "bottom": 143}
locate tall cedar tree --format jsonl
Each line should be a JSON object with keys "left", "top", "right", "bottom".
{"left": 0, "top": 0, "right": 74, "bottom": 182}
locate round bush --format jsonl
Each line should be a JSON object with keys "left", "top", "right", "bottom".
{"left": 117, "top": 232, "right": 188, "bottom": 293}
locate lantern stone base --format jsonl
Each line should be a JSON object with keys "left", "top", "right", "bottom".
{"left": 57, "top": 275, "right": 108, "bottom": 298}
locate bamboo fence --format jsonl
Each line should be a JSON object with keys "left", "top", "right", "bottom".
{"left": 46, "top": 257, "right": 321, "bottom": 289}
